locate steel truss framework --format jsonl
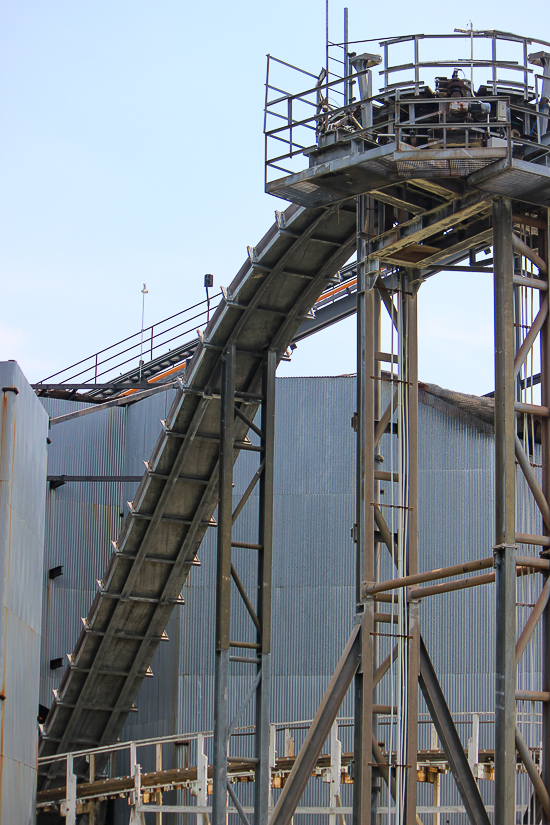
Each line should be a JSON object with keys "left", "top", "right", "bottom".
{"left": 37, "top": 198, "right": 550, "bottom": 823}
{"left": 35, "top": 28, "right": 550, "bottom": 825}
{"left": 250, "top": 201, "right": 550, "bottom": 825}
{"left": 213, "top": 345, "right": 276, "bottom": 825}
{"left": 246, "top": 28, "right": 550, "bottom": 822}
{"left": 38, "top": 198, "right": 550, "bottom": 823}
{"left": 207, "top": 203, "right": 550, "bottom": 825}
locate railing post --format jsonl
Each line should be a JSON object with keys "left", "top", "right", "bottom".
{"left": 63, "top": 753, "right": 77, "bottom": 825}
{"left": 328, "top": 720, "right": 342, "bottom": 825}
{"left": 197, "top": 733, "right": 210, "bottom": 825}
{"left": 467, "top": 713, "right": 480, "bottom": 772}
{"left": 88, "top": 752, "right": 96, "bottom": 825}
{"left": 269, "top": 724, "right": 277, "bottom": 811}
{"left": 155, "top": 742, "right": 163, "bottom": 825}
{"left": 283, "top": 729, "right": 294, "bottom": 758}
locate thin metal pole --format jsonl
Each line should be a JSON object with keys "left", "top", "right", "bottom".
{"left": 540, "top": 208, "right": 550, "bottom": 824}
{"left": 254, "top": 350, "right": 276, "bottom": 825}
{"left": 404, "top": 271, "right": 419, "bottom": 824}
{"left": 344, "top": 8, "right": 349, "bottom": 107}
{"left": 371, "top": 278, "right": 381, "bottom": 822}
{"left": 213, "top": 342, "right": 236, "bottom": 825}
{"left": 493, "top": 196, "right": 517, "bottom": 825}
{"left": 325, "top": 0, "right": 329, "bottom": 104}
{"left": 139, "top": 283, "right": 148, "bottom": 380}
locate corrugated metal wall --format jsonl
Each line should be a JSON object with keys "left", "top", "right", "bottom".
{"left": 128, "top": 378, "right": 502, "bottom": 735}
{"left": 0, "top": 362, "right": 49, "bottom": 825}
{"left": 39, "top": 375, "right": 544, "bottom": 821}
{"left": 40, "top": 398, "right": 127, "bottom": 709}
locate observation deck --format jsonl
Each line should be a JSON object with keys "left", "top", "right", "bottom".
{"left": 264, "top": 30, "right": 550, "bottom": 210}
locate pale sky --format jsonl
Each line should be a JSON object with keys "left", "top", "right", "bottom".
{"left": 1, "top": 0, "right": 544, "bottom": 395}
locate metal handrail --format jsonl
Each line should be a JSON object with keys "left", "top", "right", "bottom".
{"left": 266, "top": 93, "right": 514, "bottom": 179}
{"left": 40, "top": 292, "right": 223, "bottom": 386}
{"left": 265, "top": 29, "right": 550, "bottom": 185}
{"left": 36, "top": 265, "right": 364, "bottom": 395}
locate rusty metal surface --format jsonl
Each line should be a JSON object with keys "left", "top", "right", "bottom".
{"left": 0, "top": 362, "right": 49, "bottom": 824}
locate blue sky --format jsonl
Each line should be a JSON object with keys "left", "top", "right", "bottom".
{"left": 1, "top": 0, "right": 545, "bottom": 394}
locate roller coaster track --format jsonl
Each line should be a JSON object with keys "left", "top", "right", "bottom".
{"left": 39, "top": 180, "right": 496, "bottom": 789}
{"left": 38, "top": 199, "right": 358, "bottom": 776}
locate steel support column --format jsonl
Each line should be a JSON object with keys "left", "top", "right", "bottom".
{"left": 353, "top": 194, "right": 376, "bottom": 825}
{"left": 213, "top": 344, "right": 277, "bottom": 825}
{"left": 540, "top": 208, "right": 550, "bottom": 825}
{"left": 403, "top": 270, "right": 419, "bottom": 825}
{"left": 354, "top": 200, "right": 420, "bottom": 822}
{"left": 254, "top": 349, "right": 276, "bottom": 825}
{"left": 213, "top": 343, "right": 236, "bottom": 825}
{"left": 493, "top": 196, "right": 517, "bottom": 824}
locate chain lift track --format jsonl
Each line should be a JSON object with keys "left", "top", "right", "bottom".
{"left": 38, "top": 201, "right": 357, "bottom": 779}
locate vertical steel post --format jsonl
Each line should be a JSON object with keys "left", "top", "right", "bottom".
{"left": 404, "top": 270, "right": 419, "bottom": 824}
{"left": 371, "top": 284, "right": 382, "bottom": 822}
{"left": 213, "top": 342, "right": 236, "bottom": 825}
{"left": 353, "top": 194, "right": 375, "bottom": 825}
{"left": 344, "top": 8, "right": 349, "bottom": 107}
{"left": 65, "top": 754, "right": 77, "bottom": 825}
{"left": 255, "top": 349, "right": 276, "bottom": 825}
{"left": 213, "top": 345, "right": 275, "bottom": 825}
{"left": 540, "top": 209, "right": 550, "bottom": 824}
{"left": 493, "top": 196, "right": 517, "bottom": 825}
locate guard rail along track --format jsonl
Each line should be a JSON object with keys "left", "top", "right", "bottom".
{"left": 38, "top": 199, "right": 358, "bottom": 783}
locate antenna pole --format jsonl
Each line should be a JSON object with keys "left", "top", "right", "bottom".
{"left": 344, "top": 7, "right": 349, "bottom": 106}
{"left": 470, "top": 21, "right": 474, "bottom": 93}
{"left": 139, "top": 283, "right": 148, "bottom": 381}
{"left": 326, "top": 0, "right": 329, "bottom": 104}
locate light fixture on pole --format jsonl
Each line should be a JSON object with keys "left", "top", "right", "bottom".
{"left": 139, "top": 283, "right": 149, "bottom": 381}
{"left": 205, "top": 274, "right": 214, "bottom": 323}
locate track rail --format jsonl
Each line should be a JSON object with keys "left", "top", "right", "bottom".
{"left": 39, "top": 200, "right": 357, "bottom": 778}
{"left": 39, "top": 177, "right": 494, "bottom": 783}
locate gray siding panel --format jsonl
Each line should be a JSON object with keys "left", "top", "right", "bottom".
{"left": 38, "top": 374, "right": 542, "bottom": 821}
{"left": 0, "top": 362, "right": 49, "bottom": 825}
{"left": 39, "top": 400, "right": 127, "bottom": 709}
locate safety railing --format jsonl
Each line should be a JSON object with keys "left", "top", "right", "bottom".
{"left": 38, "top": 292, "right": 223, "bottom": 388}
{"left": 35, "top": 263, "right": 363, "bottom": 398}
{"left": 37, "top": 710, "right": 542, "bottom": 822}
{"left": 265, "top": 29, "right": 550, "bottom": 185}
